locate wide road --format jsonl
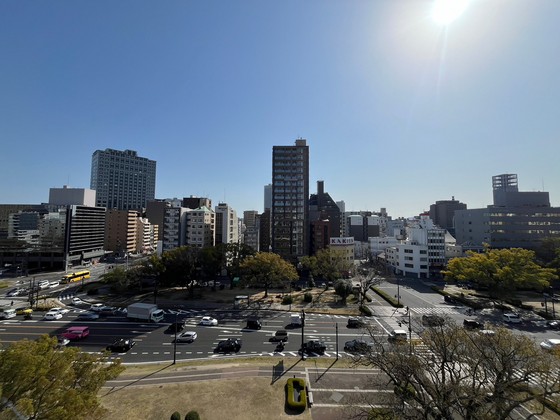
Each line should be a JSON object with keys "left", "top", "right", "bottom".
{"left": 372, "top": 277, "right": 560, "bottom": 346}
{"left": 0, "top": 308, "right": 392, "bottom": 363}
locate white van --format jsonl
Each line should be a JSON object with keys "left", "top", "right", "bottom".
{"left": 388, "top": 329, "right": 408, "bottom": 343}
{"left": 38, "top": 280, "right": 50, "bottom": 289}
{"left": 0, "top": 308, "right": 16, "bottom": 319}
{"left": 503, "top": 313, "right": 522, "bottom": 323}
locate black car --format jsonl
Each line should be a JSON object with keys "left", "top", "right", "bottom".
{"left": 166, "top": 322, "right": 185, "bottom": 334}
{"left": 444, "top": 295, "right": 456, "bottom": 304}
{"left": 214, "top": 338, "right": 242, "bottom": 353}
{"left": 302, "top": 340, "right": 326, "bottom": 355}
{"left": 344, "top": 339, "right": 373, "bottom": 353}
{"left": 463, "top": 319, "right": 484, "bottom": 330}
{"left": 422, "top": 314, "right": 445, "bottom": 327}
{"left": 347, "top": 317, "right": 365, "bottom": 328}
{"left": 246, "top": 317, "right": 262, "bottom": 330}
{"left": 106, "top": 338, "right": 136, "bottom": 353}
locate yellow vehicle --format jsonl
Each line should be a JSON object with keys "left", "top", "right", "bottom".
{"left": 61, "top": 270, "right": 91, "bottom": 284}
{"left": 16, "top": 307, "right": 33, "bottom": 315}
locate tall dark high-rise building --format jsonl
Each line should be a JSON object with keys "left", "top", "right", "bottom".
{"left": 429, "top": 197, "right": 467, "bottom": 237}
{"left": 91, "top": 149, "right": 156, "bottom": 211}
{"left": 271, "top": 138, "right": 309, "bottom": 262}
{"left": 309, "top": 180, "right": 341, "bottom": 255}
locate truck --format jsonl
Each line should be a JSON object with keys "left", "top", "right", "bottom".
{"left": 126, "top": 303, "right": 164, "bottom": 322}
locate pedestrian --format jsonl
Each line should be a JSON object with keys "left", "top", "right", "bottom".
{"left": 11, "top": 301, "right": 14, "bottom": 306}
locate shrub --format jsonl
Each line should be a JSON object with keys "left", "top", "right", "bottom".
{"left": 185, "top": 411, "right": 200, "bottom": 420}
{"left": 170, "top": 412, "right": 181, "bottom": 420}
{"left": 359, "top": 304, "right": 373, "bottom": 316}
{"left": 303, "top": 292, "right": 313, "bottom": 303}
{"left": 282, "top": 295, "right": 293, "bottom": 305}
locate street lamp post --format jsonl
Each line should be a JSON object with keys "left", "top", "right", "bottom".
{"left": 173, "top": 312, "right": 178, "bottom": 365}
{"left": 397, "top": 277, "right": 400, "bottom": 306}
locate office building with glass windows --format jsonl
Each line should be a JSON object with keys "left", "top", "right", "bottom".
{"left": 271, "top": 138, "right": 309, "bottom": 262}
{"left": 454, "top": 174, "right": 560, "bottom": 250}
{"left": 91, "top": 149, "right": 156, "bottom": 211}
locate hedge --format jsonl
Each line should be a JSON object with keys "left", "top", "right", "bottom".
{"left": 286, "top": 378, "right": 307, "bottom": 411}
{"left": 359, "top": 305, "right": 373, "bottom": 316}
{"left": 371, "top": 286, "right": 403, "bottom": 308}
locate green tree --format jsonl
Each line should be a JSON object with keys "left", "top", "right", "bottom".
{"left": 160, "top": 247, "right": 198, "bottom": 286}
{"left": 443, "top": 247, "right": 557, "bottom": 302}
{"left": 100, "top": 266, "right": 141, "bottom": 292}
{"left": 224, "top": 242, "right": 256, "bottom": 280}
{"left": 199, "top": 246, "right": 223, "bottom": 282}
{"left": 535, "top": 237, "right": 560, "bottom": 265}
{"left": 239, "top": 252, "right": 298, "bottom": 297}
{"left": 314, "top": 248, "right": 353, "bottom": 283}
{"left": 301, "top": 248, "right": 353, "bottom": 283}
{"left": 0, "top": 335, "right": 124, "bottom": 420}
{"left": 334, "top": 279, "right": 353, "bottom": 305}
{"left": 356, "top": 321, "right": 560, "bottom": 420}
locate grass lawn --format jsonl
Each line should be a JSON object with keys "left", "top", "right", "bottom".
{"left": 98, "top": 359, "right": 332, "bottom": 420}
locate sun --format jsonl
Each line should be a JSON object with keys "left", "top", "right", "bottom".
{"left": 432, "top": 0, "right": 470, "bottom": 25}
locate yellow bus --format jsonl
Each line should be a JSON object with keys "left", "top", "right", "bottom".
{"left": 61, "top": 270, "right": 91, "bottom": 284}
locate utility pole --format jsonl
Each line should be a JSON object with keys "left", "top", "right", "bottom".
{"left": 335, "top": 323, "right": 339, "bottom": 361}
{"left": 301, "top": 309, "right": 306, "bottom": 360}
{"left": 408, "top": 309, "right": 412, "bottom": 355}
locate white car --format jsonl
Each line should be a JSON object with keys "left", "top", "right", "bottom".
{"left": 503, "top": 313, "right": 522, "bottom": 323}
{"left": 176, "top": 331, "right": 198, "bottom": 343}
{"left": 540, "top": 338, "right": 560, "bottom": 351}
{"left": 49, "top": 307, "right": 70, "bottom": 315}
{"left": 71, "top": 297, "right": 84, "bottom": 305}
{"left": 48, "top": 280, "right": 60, "bottom": 288}
{"left": 199, "top": 316, "right": 218, "bottom": 326}
{"left": 44, "top": 311, "right": 63, "bottom": 320}
{"left": 90, "top": 303, "right": 104, "bottom": 312}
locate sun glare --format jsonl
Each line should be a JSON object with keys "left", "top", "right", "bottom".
{"left": 432, "top": 0, "right": 469, "bottom": 25}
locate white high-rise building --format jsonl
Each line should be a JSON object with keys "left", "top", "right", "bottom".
{"left": 215, "top": 203, "right": 239, "bottom": 245}
{"left": 185, "top": 206, "right": 215, "bottom": 248}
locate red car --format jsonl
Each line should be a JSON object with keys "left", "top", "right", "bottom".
{"left": 62, "top": 326, "right": 90, "bottom": 340}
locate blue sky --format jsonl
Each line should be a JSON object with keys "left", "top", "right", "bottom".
{"left": 1, "top": 1, "right": 559, "bottom": 218}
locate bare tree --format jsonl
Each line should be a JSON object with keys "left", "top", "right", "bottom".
{"left": 349, "top": 319, "right": 560, "bottom": 420}
{"left": 355, "top": 267, "right": 383, "bottom": 306}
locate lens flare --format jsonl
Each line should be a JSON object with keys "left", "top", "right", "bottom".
{"left": 432, "top": 0, "right": 469, "bottom": 25}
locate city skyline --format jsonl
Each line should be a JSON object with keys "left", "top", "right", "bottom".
{"left": 1, "top": 1, "right": 559, "bottom": 218}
